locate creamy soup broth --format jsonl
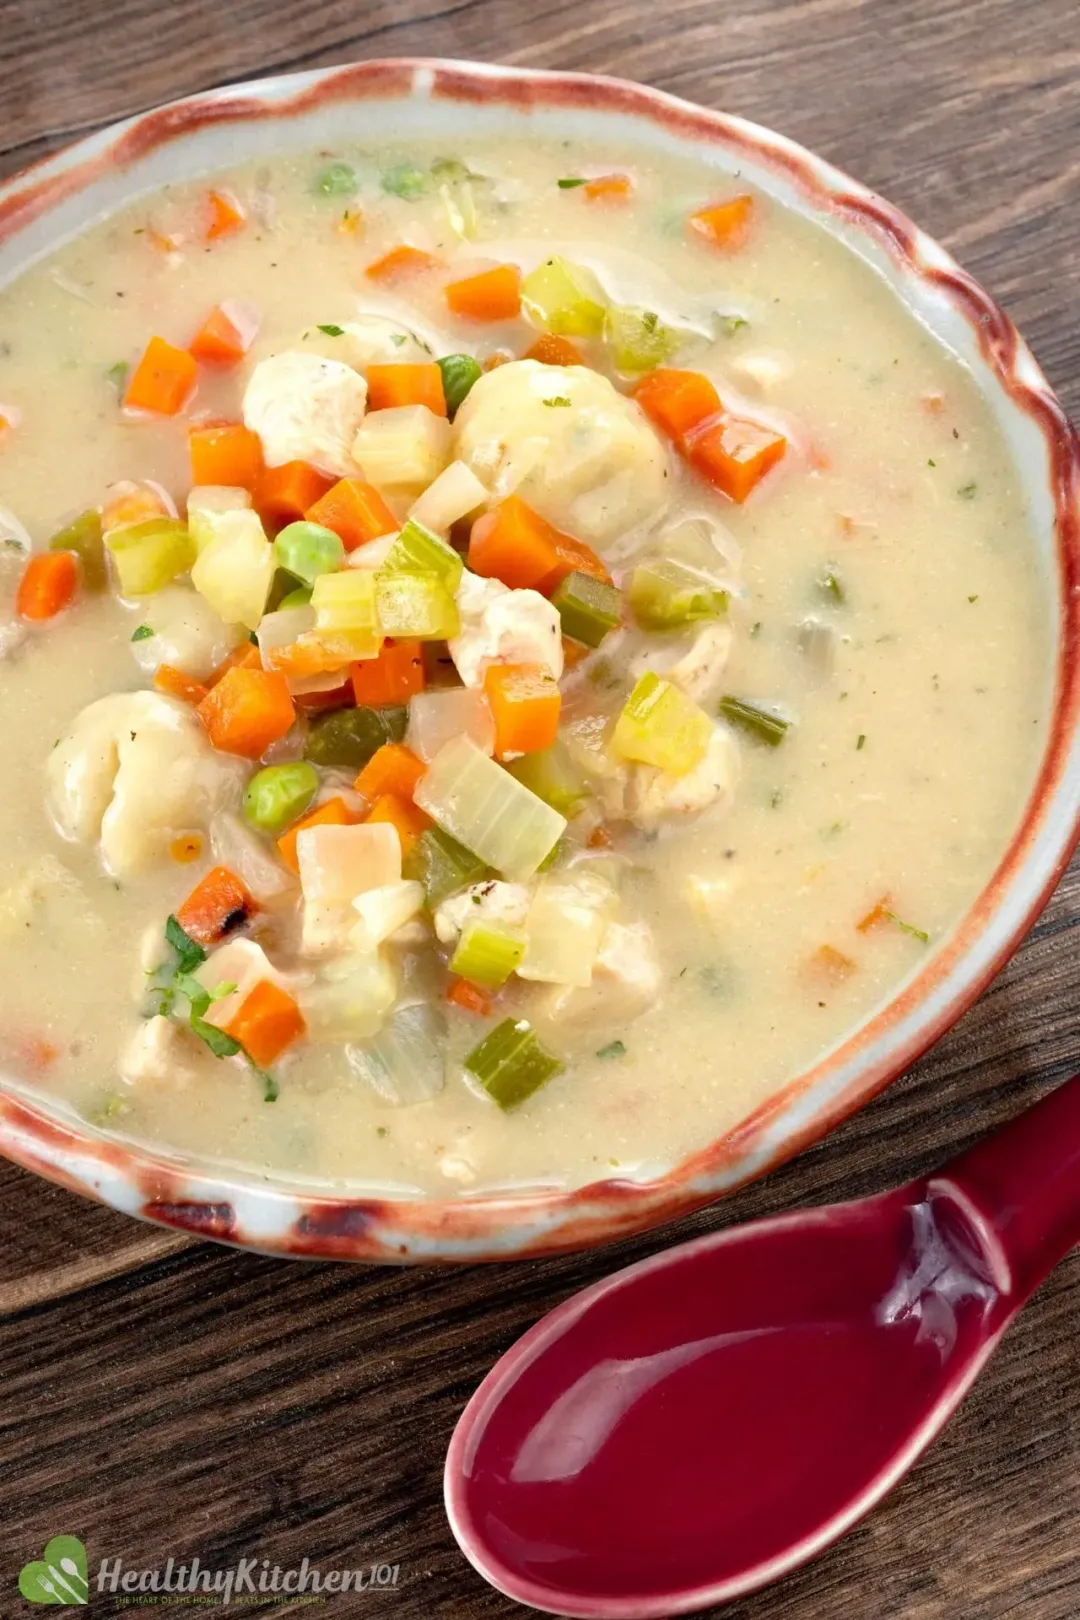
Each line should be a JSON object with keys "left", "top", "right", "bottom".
{"left": 0, "top": 137, "right": 1049, "bottom": 1192}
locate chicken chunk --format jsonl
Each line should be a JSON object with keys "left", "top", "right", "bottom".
{"left": 46, "top": 692, "right": 246, "bottom": 879}
{"left": 630, "top": 622, "right": 733, "bottom": 708}
{"left": 627, "top": 722, "right": 739, "bottom": 830}
{"left": 128, "top": 585, "right": 244, "bottom": 681}
{"left": 449, "top": 571, "right": 563, "bottom": 687}
{"left": 118, "top": 1016, "right": 198, "bottom": 1087}
{"left": 433, "top": 880, "right": 533, "bottom": 946}
{"left": 539, "top": 918, "right": 660, "bottom": 1028}
{"left": 453, "top": 360, "right": 670, "bottom": 547}
{"left": 243, "top": 351, "right": 368, "bottom": 477}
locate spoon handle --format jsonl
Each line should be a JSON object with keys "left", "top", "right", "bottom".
{"left": 932, "top": 1072, "right": 1080, "bottom": 1301}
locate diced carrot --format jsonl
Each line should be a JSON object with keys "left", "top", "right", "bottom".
{"left": 305, "top": 478, "right": 398, "bottom": 552}
{"left": 587, "top": 823, "right": 614, "bottom": 850}
{"left": 688, "top": 194, "right": 755, "bottom": 249}
{"left": 146, "top": 229, "right": 181, "bottom": 256}
{"left": 208, "top": 642, "right": 262, "bottom": 687}
{"left": 337, "top": 207, "right": 363, "bottom": 237}
{"left": 277, "top": 796, "right": 356, "bottom": 874}
{"left": 266, "top": 634, "right": 369, "bottom": 679}
{"left": 584, "top": 173, "right": 634, "bottom": 202}
{"left": 253, "top": 461, "right": 336, "bottom": 529}
{"left": 633, "top": 368, "right": 721, "bottom": 447}
{"left": 16, "top": 552, "right": 78, "bottom": 621}
{"left": 445, "top": 264, "right": 522, "bottom": 321}
{"left": 484, "top": 663, "right": 562, "bottom": 759}
{"left": 445, "top": 977, "right": 494, "bottom": 1016}
{"left": 483, "top": 351, "right": 512, "bottom": 371}
{"left": 350, "top": 640, "right": 425, "bottom": 708}
{"left": 205, "top": 189, "right": 245, "bottom": 242}
{"left": 123, "top": 337, "right": 198, "bottom": 416}
{"left": 365, "top": 363, "right": 447, "bottom": 416}
{"left": 189, "top": 304, "right": 254, "bottom": 365}
{"left": 197, "top": 666, "right": 296, "bottom": 760}
{"left": 170, "top": 833, "right": 204, "bottom": 864}
{"left": 189, "top": 422, "right": 264, "bottom": 489}
{"left": 538, "top": 533, "right": 612, "bottom": 595}
{"left": 155, "top": 664, "right": 210, "bottom": 706}
{"left": 365, "top": 245, "right": 441, "bottom": 283}
{"left": 354, "top": 742, "right": 426, "bottom": 804}
{"left": 467, "top": 495, "right": 562, "bottom": 591}
{"left": 102, "top": 481, "right": 172, "bottom": 531}
{"left": 16, "top": 1034, "right": 60, "bottom": 1072}
{"left": 806, "top": 944, "right": 856, "bottom": 983}
{"left": 292, "top": 680, "right": 354, "bottom": 713}
{"left": 524, "top": 333, "right": 584, "bottom": 366}
{"left": 688, "top": 416, "right": 787, "bottom": 503}
{"left": 364, "top": 792, "right": 432, "bottom": 856}
{"left": 176, "top": 864, "right": 257, "bottom": 946}
{"left": 224, "top": 979, "right": 306, "bottom": 1067}
{"left": 857, "top": 895, "right": 893, "bottom": 933}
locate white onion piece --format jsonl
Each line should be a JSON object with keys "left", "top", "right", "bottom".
{"left": 408, "top": 461, "right": 488, "bottom": 534}
{"left": 346, "top": 1001, "right": 447, "bottom": 1105}
{"left": 217, "top": 298, "right": 261, "bottom": 355}
{"left": 210, "top": 811, "right": 296, "bottom": 902}
{"left": 407, "top": 687, "right": 495, "bottom": 763}
{"left": 0, "top": 504, "right": 31, "bottom": 552}
{"left": 257, "top": 606, "right": 316, "bottom": 669}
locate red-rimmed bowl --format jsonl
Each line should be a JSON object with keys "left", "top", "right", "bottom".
{"left": 1, "top": 60, "right": 1078, "bottom": 1263}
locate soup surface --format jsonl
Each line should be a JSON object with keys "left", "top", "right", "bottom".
{"left": 0, "top": 136, "right": 1049, "bottom": 1194}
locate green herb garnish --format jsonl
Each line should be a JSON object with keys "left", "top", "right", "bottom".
{"left": 856, "top": 733, "right": 867, "bottom": 750}
{"left": 105, "top": 361, "right": 129, "bottom": 391}
{"left": 958, "top": 481, "right": 977, "bottom": 500}
{"left": 131, "top": 625, "right": 154, "bottom": 642}
{"left": 884, "top": 910, "right": 930, "bottom": 943}
{"left": 317, "top": 323, "right": 345, "bottom": 337}
{"left": 596, "top": 1040, "right": 627, "bottom": 1060}
{"left": 719, "top": 696, "right": 790, "bottom": 747}
{"left": 720, "top": 315, "right": 750, "bottom": 337}
{"left": 165, "top": 915, "right": 206, "bottom": 974}
{"left": 818, "top": 568, "right": 845, "bottom": 605}
{"left": 558, "top": 177, "right": 587, "bottom": 189}
{"left": 543, "top": 396, "right": 572, "bottom": 407}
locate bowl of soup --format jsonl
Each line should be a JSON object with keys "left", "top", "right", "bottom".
{"left": 0, "top": 60, "right": 1077, "bottom": 1262}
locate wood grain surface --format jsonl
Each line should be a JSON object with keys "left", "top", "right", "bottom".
{"left": 2, "top": 1, "right": 1080, "bottom": 1614}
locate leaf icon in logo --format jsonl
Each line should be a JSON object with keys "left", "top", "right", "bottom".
{"left": 18, "top": 1537, "right": 88, "bottom": 1605}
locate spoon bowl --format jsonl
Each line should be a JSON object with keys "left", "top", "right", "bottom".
{"left": 447, "top": 1074, "right": 1080, "bottom": 1617}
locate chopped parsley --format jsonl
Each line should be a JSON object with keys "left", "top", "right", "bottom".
{"left": 390, "top": 333, "right": 407, "bottom": 348}
{"left": 543, "top": 396, "right": 572, "bottom": 408}
{"left": 316, "top": 323, "right": 345, "bottom": 337}
{"left": 957, "top": 481, "right": 978, "bottom": 499}
{"left": 131, "top": 624, "right": 154, "bottom": 642}
{"left": 164, "top": 914, "right": 206, "bottom": 975}
{"left": 720, "top": 315, "right": 750, "bottom": 337}
{"left": 149, "top": 918, "right": 279, "bottom": 1098}
{"left": 818, "top": 568, "right": 845, "bottom": 605}
{"left": 105, "top": 361, "right": 129, "bottom": 390}
{"left": 557, "top": 177, "right": 587, "bottom": 189}
{"left": 596, "top": 1039, "right": 627, "bottom": 1060}
{"left": 856, "top": 733, "right": 867, "bottom": 750}
{"left": 968, "top": 594, "right": 979, "bottom": 603}
{"left": 884, "top": 910, "right": 930, "bottom": 944}
{"left": 927, "top": 458, "right": 937, "bottom": 467}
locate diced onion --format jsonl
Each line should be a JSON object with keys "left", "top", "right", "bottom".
{"left": 346, "top": 1001, "right": 447, "bottom": 1104}
{"left": 296, "top": 822, "right": 402, "bottom": 906}
{"left": 415, "top": 736, "right": 566, "bottom": 881}
{"left": 351, "top": 880, "right": 425, "bottom": 951}
{"left": 518, "top": 872, "right": 616, "bottom": 986}
{"left": 210, "top": 811, "right": 297, "bottom": 902}
{"left": 407, "top": 688, "right": 495, "bottom": 763}
{"left": 257, "top": 606, "right": 317, "bottom": 668}
{"left": 408, "top": 461, "right": 488, "bottom": 534}
{"left": 299, "top": 950, "right": 397, "bottom": 1041}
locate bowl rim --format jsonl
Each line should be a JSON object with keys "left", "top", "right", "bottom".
{"left": 1, "top": 57, "right": 1078, "bottom": 1263}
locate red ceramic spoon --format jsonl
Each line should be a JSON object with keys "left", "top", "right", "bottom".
{"left": 446, "top": 1074, "right": 1080, "bottom": 1618}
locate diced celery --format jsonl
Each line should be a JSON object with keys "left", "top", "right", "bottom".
{"left": 437, "top": 355, "right": 483, "bottom": 418}
{"left": 310, "top": 569, "right": 382, "bottom": 659}
{"left": 304, "top": 704, "right": 408, "bottom": 770}
{"left": 464, "top": 1017, "right": 564, "bottom": 1109}
{"left": 402, "top": 826, "right": 488, "bottom": 907}
{"left": 187, "top": 486, "right": 252, "bottom": 554}
{"left": 629, "top": 559, "right": 729, "bottom": 630}
{"left": 450, "top": 920, "right": 526, "bottom": 989}
{"left": 243, "top": 762, "right": 319, "bottom": 836}
{"left": 415, "top": 737, "right": 567, "bottom": 881}
{"left": 603, "top": 305, "right": 683, "bottom": 373}
{"left": 273, "top": 521, "right": 345, "bottom": 585}
{"left": 189, "top": 509, "right": 273, "bottom": 628}
{"left": 382, "top": 517, "right": 464, "bottom": 590}
{"left": 353, "top": 405, "right": 452, "bottom": 491}
{"left": 719, "top": 695, "right": 791, "bottom": 747}
{"left": 504, "top": 740, "right": 587, "bottom": 815}
{"left": 105, "top": 518, "right": 195, "bottom": 596}
{"left": 50, "top": 509, "right": 105, "bottom": 590}
{"left": 347, "top": 1001, "right": 447, "bottom": 1103}
{"left": 611, "top": 672, "right": 712, "bottom": 775}
{"left": 518, "top": 871, "right": 616, "bottom": 986}
{"left": 520, "top": 256, "right": 608, "bottom": 338}
{"left": 375, "top": 570, "right": 460, "bottom": 640}
{"left": 551, "top": 571, "right": 622, "bottom": 647}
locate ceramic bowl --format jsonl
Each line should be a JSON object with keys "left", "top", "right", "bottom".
{"left": 1, "top": 60, "right": 1078, "bottom": 1263}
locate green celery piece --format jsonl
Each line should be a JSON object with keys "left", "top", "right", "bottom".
{"left": 403, "top": 827, "right": 488, "bottom": 907}
{"left": 311, "top": 568, "right": 379, "bottom": 635}
{"left": 104, "top": 519, "right": 194, "bottom": 596}
{"left": 520, "top": 256, "right": 608, "bottom": 338}
{"left": 437, "top": 354, "right": 483, "bottom": 418}
{"left": 719, "top": 695, "right": 790, "bottom": 747}
{"left": 375, "top": 570, "right": 460, "bottom": 639}
{"left": 465, "top": 1017, "right": 565, "bottom": 1109}
{"left": 278, "top": 585, "right": 314, "bottom": 609}
{"left": 504, "top": 741, "right": 587, "bottom": 816}
{"left": 304, "top": 705, "right": 408, "bottom": 770}
{"left": 551, "top": 571, "right": 621, "bottom": 648}
{"left": 611, "top": 672, "right": 713, "bottom": 774}
{"left": 629, "top": 558, "right": 728, "bottom": 630}
{"left": 50, "top": 509, "right": 106, "bottom": 590}
{"left": 603, "top": 305, "right": 683, "bottom": 373}
{"left": 450, "top": 920, "right": 526, "bottom": 989}
{"left": 382, "top": 517, "right": 464, "bottom": 590}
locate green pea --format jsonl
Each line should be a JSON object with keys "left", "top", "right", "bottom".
{"left": 273, "top": 522, "right": 345, "bottom": 586}
{"left": 314, "top": 162, "right": 358, "bottom": 197}
{"left": 437, "top": 354, "right": 483, "bottom": 419}
{"left": 304, "top": 705, "right": 408, "bottom": 770}
{"left": 380, "top": 163, "right": 429, "bottom": 199}
{"left": 242, "top": 762, "right": 320, "bottom": 836}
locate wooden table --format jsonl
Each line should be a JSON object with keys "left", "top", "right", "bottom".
{"left": 3, "top": 1, "right": 1079, "bottom": 1614}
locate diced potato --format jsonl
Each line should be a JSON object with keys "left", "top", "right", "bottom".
{"left": 190, "top": 508, "right": 275, "bottom": 631}
{"left": 296, "top": 822, "right": 402, "bottom": 907}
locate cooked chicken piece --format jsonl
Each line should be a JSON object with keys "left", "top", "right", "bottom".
{"left": 118, "top": 1016, "right": 198, "bottom": 1087}
{"left": 453, "top": 360, "right": 670, "bottom": 547}
{"left": 627, "top": 723, "right": 739, "bottom": 830}
{"left": 449, "top": 570, "right": 563, "bottom": 687}
{"left": 629, "top": 621, "right": 733, "bottom": 707}
{"left": 243, "top": 351, "right": 368, "bottom": 477}
{"left": 433, "top": 880, "right": 533, "bottom": 946}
